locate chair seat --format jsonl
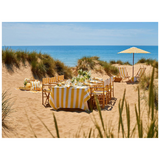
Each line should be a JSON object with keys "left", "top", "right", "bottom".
{"left": 43, "top": 89, "right": 51, "bottom": 93}
{"left": 93, "top": 90, "right": 110, "bottom": 95}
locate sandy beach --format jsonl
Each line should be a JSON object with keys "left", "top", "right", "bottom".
{"left": 2, "top": 62, "right": 155, "bottom": 138}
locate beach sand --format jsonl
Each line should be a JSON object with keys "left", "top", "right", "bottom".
{"left": 2, "top": 63, "right": 155, "bottom": 138}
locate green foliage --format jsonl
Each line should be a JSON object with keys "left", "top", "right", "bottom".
{"left": 99, "top": 61, "right": 119, "bottom": 75}
{"left": 91, "top": 56, "right": 99, "bottom": 60}
{"left": 24, "top": 80, "right": 27, "bottom": 86}
{"left": 31, "top": 61, "right": 46, "bottom": 79}
{"left": 116, "top": 60, "right": 123, "bottom": 65}
{"left": 77, "top": 56, "right": 96, "bottom": 71}
{"left": 2, "top": 91, "right": 14, "bottom": 135}
{"left": 123, "top": 61, "right": 131, "bottom": 65}
{"left": 137, "top": 58, "right": 158, "bottom": 69}
{"left": 137, "top": 58, "right": 146, "bottom": 63}
{"left": 2, "top": 48, "right": 20, "bottom": 68}
{"left": 16, "top": 50, "right": 28, "bottom": 65}
{"left": 109, "top": 60, "right": 116, "bottom": 64}
{"left": 109, "top": 60, "right": 131, "bottom": 65}
{"left": 27, "top": 51, "right": 38, "bottom": 63}
{"left": 42, "top": 56, "right": 55, "bottom": 77}
{"left": 2, "top": 49, "right": 72, "bottom": 79}
{"left": 139, "top": 74, "right": 151, "bottom": 90}
{"left": 139, "top": 73, "right": 158, "bottom": 110}
{"left": 55, "top": 60, "right": 72, "bottom": 79}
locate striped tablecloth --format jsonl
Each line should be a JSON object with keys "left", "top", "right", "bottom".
{"left": 49, "top": 86, "right": 90, "bottom": 110}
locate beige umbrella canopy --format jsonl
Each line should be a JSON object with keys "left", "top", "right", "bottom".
{"left": 118, "top": 47, "right": 150, "bottom": 81}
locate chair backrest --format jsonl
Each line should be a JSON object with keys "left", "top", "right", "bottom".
{"left": 118, "top": 67, "right": 124, "bottom": 78}
{"left": 50, "top": 77, "right": 57, "bottom": 83}
{"left": 42, "top": 78, "right": 50, "bottom": 84}
{"left": 123, "top": 67, "right": 129, "bottom": 77}
{"left": 119, "top": 67, "right": 128, "bottom": 78}
{"left": 58, "top": 75, "right": 64, "bottom": 81}
{"left": 136, "top": 68, "right": 146, "bottom": 78}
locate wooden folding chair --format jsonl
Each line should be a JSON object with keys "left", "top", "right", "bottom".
{"left": 58, "top": 75, "right": 64, "bottom": 82}
{"left": 91, "top": 79, "right": 110, "bottom": 109}
{"left": 42, "top": 78, "right": 53, "bottom": 106}
{"left": 118, "top": 67, "right": 130, "bottom": 81}
{"left": 110, "top": 77, "right": 114, "bottom": 97}
{"left": 49, "top": 77, "right": 57, "bottom": 84}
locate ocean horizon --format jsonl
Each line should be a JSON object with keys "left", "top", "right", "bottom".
{"left": 2, "top": 45, "right": 158, "bottom": 67}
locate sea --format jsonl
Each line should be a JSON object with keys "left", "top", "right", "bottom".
{"left": 2, "top": 45, "right": 158, "bottom": 67}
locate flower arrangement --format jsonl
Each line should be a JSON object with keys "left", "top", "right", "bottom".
{"left": 24, "top": 79, "right": 27, "bottom": 86}
{"left": 71, "top": 69, "right": 91, "bottom": 83}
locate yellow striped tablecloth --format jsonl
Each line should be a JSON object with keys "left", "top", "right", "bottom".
{"left": 49, "top": 86, "right": 90, "bottom": 110}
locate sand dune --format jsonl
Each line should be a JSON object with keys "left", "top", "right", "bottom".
{"left": 2, "top": 63, "right": 155, "bottom": 138}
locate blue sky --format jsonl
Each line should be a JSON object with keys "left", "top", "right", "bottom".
{"left": 2, "top": 22, "right": 158, "bottom": 46}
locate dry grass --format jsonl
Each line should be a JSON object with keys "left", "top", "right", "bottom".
{"left": 55, "top": 60, "right": 72, "bottom": 79}
{"left": 137, "top": 58, "right": 158, "bottom": 69}
{"left": 77, "top": 56, "right": 96, "bottom": 71}
{"left": 2, "top": 90, "right": 14, "bottom": 136}
{"left": 77, "top": 56, "right": 119, "bottom": 75}
{"left": 110, "top": 60, "right": 131, "bottom": 65}
{"left": 2, "top": 48, "right": 72, "bottom": 79}
{"left": 99, "top": 60, "right": 119, "bottom": 75}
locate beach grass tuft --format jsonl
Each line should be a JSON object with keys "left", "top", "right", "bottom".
{"left": 2, "top": 90, "right": 14, "bottom": 135}
{"left": 55, "top": 60, "right": 72, "bottom": 79}
{"left": 2, "top": 48, "right": 20, "bottom": 68}
{"left": 77, "top": 56, "right": 96, "bottom": 71}
{"left": 2, "top": 48, "right": 73, "bottom": 79}
{"left": 110, "top": 60, "right": 131, "bottom": 65}
{"left": 99, "top": 61, "right": 119, "bottom": 75}
{"left": 137, "top": 58, "right": 158, "bottom": 69}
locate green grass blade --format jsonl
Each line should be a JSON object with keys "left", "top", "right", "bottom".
{"left": 126, "top": 102, "right": 130, "bottom": 138}
{"left": 94, "top": 94, "right": 105, "bottom": 132}
{"left": 135, "top": 104, "right": 141, "bottom": 138}
{"left": 24, "top": 109, "right": 37, "bottom": 138}
{"left": 95, "top": 123, "right": 103, "bottom": 138}
{"left": 118, "top": 99, "right": 121, "bottom": 136}
{"left": 138, "top": 87, "right": 140, "bottom": 121}
{"left": 36, "top": 114, "right": 55, "bottom": 138}
{"left": 148, "top": 68, "right": 154, "bottom": 117}
{"left": 88, "top": 128, "right": 92, "bottom": 138}
{"left": 53, "top": 113, "right": 60, "bottom": 138}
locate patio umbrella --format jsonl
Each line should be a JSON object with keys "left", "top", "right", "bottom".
{"left": 118, "top": 47, "right": 150, "bottom": 81}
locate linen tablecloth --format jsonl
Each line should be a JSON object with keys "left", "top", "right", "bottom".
{"left": 49, "top": 86, "right": 90, "bottom": 110}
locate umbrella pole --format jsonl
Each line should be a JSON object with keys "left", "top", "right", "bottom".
{"left": 133, "top": 53, "right": 134, "bottom": 82}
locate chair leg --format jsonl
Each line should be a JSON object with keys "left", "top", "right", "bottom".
{"left": 44, "top": 92, "right": 50, "bottom": 105}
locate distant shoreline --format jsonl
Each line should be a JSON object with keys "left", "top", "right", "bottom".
{"left": 2, "top": 46, "right": 158, "bottom": 67}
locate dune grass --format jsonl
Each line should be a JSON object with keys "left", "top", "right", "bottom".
{"left": 110, "top": 60, "right": 131, "bottom": 65}
{"left": 55, "top": 60, "right": 72, "bottom": 79}
{"left": 77, "top": 56, "right": 96, "bottom": 71}
{"left": 137, "top": 58, "right": 158, "bottom": 69}
{"left": 77, "top": 56, "right": 119, "bottom": 75}
{"left": 99, "top": 60, "right": 119, "bottom": 75}
{"left": 139, "top": 74, "right": 151, "bottom": 90}
{"left": 139, "top": 73, "right": 158, "bottom": 111}
{"left": 2, "top": 90, "right": 14, "bottom": 135}
{"left": 2, "top": 48, "right": 72, "bottom": 79}
{"left": 2, "top": 48, "right": 20, "bottom": 68}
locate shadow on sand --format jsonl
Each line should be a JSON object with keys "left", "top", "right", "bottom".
{"left": 46, "top": 97, "right": 117, "bottom": 113}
